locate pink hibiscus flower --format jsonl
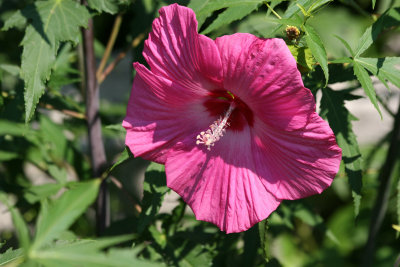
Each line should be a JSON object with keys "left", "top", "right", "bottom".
{"left": 123, "top": 4, "right": 342, "bottom": 233}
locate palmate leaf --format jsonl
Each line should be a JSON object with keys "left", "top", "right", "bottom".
{"left": 31, "top": 179, "right": 100, "bottom": 251}
{"left": 2, "top": 0, "right": 90, "bottom": 122}
{"left": 320, "top": 88, "right": 363, "bottom": 217}
{"left": 355, "top": 57, "right": 400, "bottom": 89}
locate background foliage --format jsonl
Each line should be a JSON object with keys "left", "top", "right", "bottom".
{"left": 1, "top": 0, "right": 400, "bottom": 266}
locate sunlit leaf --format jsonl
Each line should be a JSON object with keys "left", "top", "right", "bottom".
{"left": 287, "top": 45, "right": 314, "bottom": 72}
{"left": 0, "top": 193, "right": 31, "bottom": 251}
{"left": 355, "top": 57, "right": 400, "bottom": 89}
{"left": 2, "top": 0, "right": 90, "bottom": 122}
{"left": 353, "top": 61, "right": 382, "bottom": 117}
{"left": 304, "top": 24, "right": 329, "bottom": 86}
{"left": 0, "top": 247, "right": 24, "bottom": 266}
{"left": 32, "top": 179, "right": 100, "bottom": 250}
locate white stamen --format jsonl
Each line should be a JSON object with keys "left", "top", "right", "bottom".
{"left": 196, "top": 103, "right": 235, "bottom": 150}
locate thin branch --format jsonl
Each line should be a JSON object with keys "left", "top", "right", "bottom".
{"left": 41, "top": 103, "right": 86, "bottom": 119}
{"left": 96, "top": 14, "right": 123, "bottom": 81}
{"left": 98, "top": 32, "right": 146, "bottom": 84}
{"left": 81, "top": 0, "right": 109, "bottom": 235}
{"left": 362, "top": 93, "right": 400, "bottom": 266}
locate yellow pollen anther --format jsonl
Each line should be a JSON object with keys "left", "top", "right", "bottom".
{"left": 196, "top": 102, "right": 235, "bottom": 150}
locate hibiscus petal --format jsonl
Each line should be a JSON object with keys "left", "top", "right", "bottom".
{"left": 144, "top": 4, "right": 223, "bottom": 90}
{"left": 165, "top": 127, "right": 281, "bottom": 233}
{"left": 123, "top": 64, "right": 211, "bottom": 163}
{"left": 215, "top": 33, "right": 315, "bottom": 131}
{"left": 252, "top": 113, "right": 342, "bottom": 199}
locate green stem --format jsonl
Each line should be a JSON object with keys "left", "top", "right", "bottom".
{"left": 96, "top": 14, "right": 123, "bottom": 81}
{"left": 264, "top": 2, "right": 282, "bottom": 19}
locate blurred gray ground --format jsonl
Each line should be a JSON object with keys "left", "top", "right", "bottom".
{"left": 1, "top": 53, "right": 399, "bottom": 230}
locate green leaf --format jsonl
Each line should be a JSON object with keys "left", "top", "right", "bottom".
{"left": 107, "top": 147, "right": 132, "bottom": 174}
{"left": 307, "top": 0, "right": 332, "bottom": 14}
{"left": 30, "top": 239, "right": 161, "bottom": 267}
{"left": 0, "top": 193, "right": 31, "bottom": 251}
{"left": 355, "top": 57, "right": 400, "bottom": 89}
{"left": 194, "top": 0, "right": 264, "bottom": 30}
{"left": 3, "top": 0, "right": 90, "bottom": 122}
{"left": 32, "top": 179, "right": 101, "bottom": 251}
{"left": 87, "top": 0, "right": 123, "bottom": 14}
{"left": 304, "top": 24, "right": 329, "bottom": 86}
{"left": 0, "top": 150, "right": 19, "bottom": 161}
{"left": 0, "top": 120, "right": 31, "bottom": 136}
{"left": 24, "top": 183, "right": 64, "bottom": 204}
{"left": 353, "top": 61, "right": 382, "bottom": 117}
{"left": 372, "top": 0, "right": 376, "bottom": 9}
{"left": 105, "top": 123, "right": 125, "bottom": 133}
{"left": 287, "top": 45, "right": 314, "bottom": 72}
{"left": 138, "top": 163, "right": 169, "bottom": 232}
{"left": 320, "top": 88, "right": 363, "bottom": 217}
{"left": 334, "top": 35, "right": 355, "bottom": 57}
{"left": 0, "top": 247, "right": 24, "bottom": 266}
{"left": 258, "top": 219, "right": 269, "bottom": 263}
{"left": 0, "top": 64, "right": 20, "bottom": 77}
{"left": 354, "top": 7, "right": 400, "bottom": 57}
{"left": 201, "top": 3, "right": 260, "bottom": 34}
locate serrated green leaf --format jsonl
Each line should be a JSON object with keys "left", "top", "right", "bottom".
{"left": 354, "top": 7, "right": 400, "bottom": 57}
{"left": 320, "top": 88, "right": 363, "bottom": 217}
{"left": 287, "top": 45, "right": 314, "bottom": 72}
{"left": 304, "top": 24, "right": 329, "bottom": 86}
{"left": 32, "top": 179, "right": 100, "bottom": 251}
{"left": 307, "top": 0, "right": 332, "bottom": 13}
{"left": 4, "top": 0, "right": 90, "bottom": 122}
{"left": 87, "top": 0, "right": 122, "bottom": 14}
{"left": 0, "top": 193, "right": 31, "bottom": 251}
{"left": 201, "top": 3, "right": 259, "bottom": 34}
{"left": 194, "top": 0, "right": 264, "bottom": 30}
{"left": 355, "top": 57, "right": 400, "bottom": 89}
{"left": 1, "top": 8, "right": 29, "bottom": 31}
{"left": 0, "top": 247, "right": 24, "bottom": 266}
{"left": 353, "top": 62, "right": 382, "bottom": 117}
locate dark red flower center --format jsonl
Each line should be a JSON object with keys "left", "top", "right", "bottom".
{"left": 203, "top": 90, "right": 254, "bottom": 131}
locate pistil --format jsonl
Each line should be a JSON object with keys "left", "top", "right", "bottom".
{"left": 196, "top": 102, "right": 235, "bottom": 150}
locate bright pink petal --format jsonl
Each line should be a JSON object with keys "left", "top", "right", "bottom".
{"left": 123, "top": 63, "right": 211, "bottom": 163}
{"left": 251, "top": 113, "right": 342, "bottom": 199}
{"left": 215, "top": 33, "right": 315, "bottom": 131}
{"left": 144, "top": 4, "right": 223, "bottom": 90}
{"left": 165, "top": 126, "right": 281, "bottom": 233}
